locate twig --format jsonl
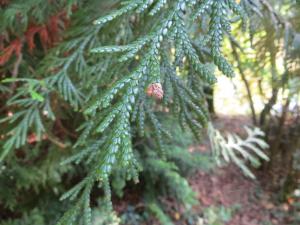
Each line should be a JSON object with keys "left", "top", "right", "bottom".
{"left": 9, "top": 52, "right": 22, "bottom": 91}
{"left": 46, "top": 133, "right": 70, "bottom": 149}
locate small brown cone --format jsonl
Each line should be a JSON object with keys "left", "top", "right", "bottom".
{"left": 146, "top": 83, "right": 164, "bottom": 100}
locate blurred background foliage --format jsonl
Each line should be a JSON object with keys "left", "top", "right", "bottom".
{"left": 215, "top": 0, "right": 300, "bottom": 199}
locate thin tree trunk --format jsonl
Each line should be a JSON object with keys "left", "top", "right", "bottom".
{"left": 231, "top": 42, "right": 257, "bottom": 125}
{"left": 259, "top": 44, "right": 279, "bottom": 128}
{"left": 274, "top": 99, "right": 290, "bottom": 150}
{"left": 259, "top": 88, "right": 279, "bottom": 127}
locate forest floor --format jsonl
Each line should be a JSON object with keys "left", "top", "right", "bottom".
{"left": 115, "top": 115, "right": 294, "bottom": 225}
{"left": 190, "top": 164, "right": 286, "bottom": 225}
{"left": 189, "top": 114, "right": 291, "bottom": 225}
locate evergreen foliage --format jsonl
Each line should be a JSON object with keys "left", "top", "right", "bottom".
{"left": 0, "top": 0, "right": 271, "bottom": 224}
{"left": 54, "top": 1, "right": 245, "bottom": 223}
{"left": 208, "top": 123, "right": 269, "bottom": 179}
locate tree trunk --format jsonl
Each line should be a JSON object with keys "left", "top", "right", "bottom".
{"left": 231, "top": 42, "right": 257, "bottom": 125}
